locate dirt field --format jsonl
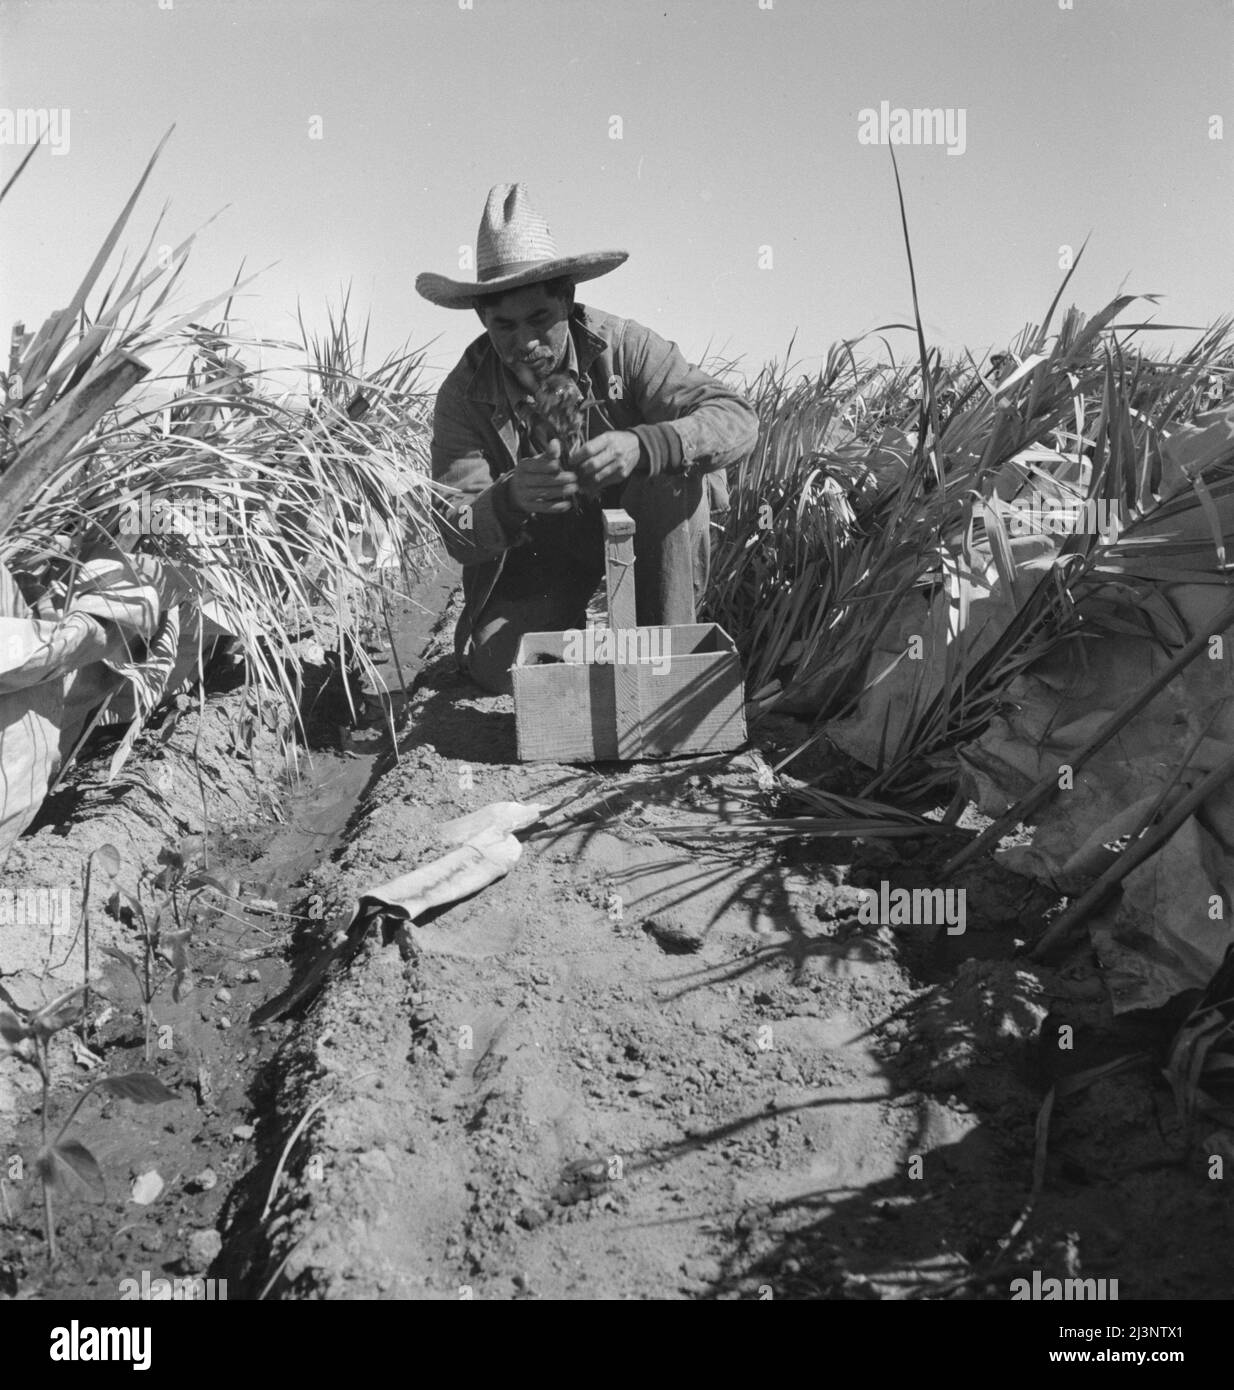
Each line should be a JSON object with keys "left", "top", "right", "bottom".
{"left": 2, "top": 564, "right": 1232, "bottom": 1302}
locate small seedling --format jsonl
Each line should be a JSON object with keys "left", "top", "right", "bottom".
{"left": 0, "top": 987, "right": 175, "bottom": 1264}
{"left": 49, "top": 842, "right": 122, "bottom": 1039}
{"left": 105, "top": 836, "right": 234, "bottom": 1061}
{"left": 103, "top": 903, "right": 188, "bottom": 1064}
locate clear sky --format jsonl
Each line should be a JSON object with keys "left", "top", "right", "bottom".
{"left": 1, "top": 0, "right": 1231, "bottom": 391}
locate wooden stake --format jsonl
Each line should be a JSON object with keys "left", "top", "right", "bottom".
{"left": 603, "top": 510, "right": 641, "bottom": 759}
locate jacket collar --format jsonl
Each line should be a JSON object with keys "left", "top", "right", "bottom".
{"left": 463, "top": 305, "right": 608, "bottom": 406}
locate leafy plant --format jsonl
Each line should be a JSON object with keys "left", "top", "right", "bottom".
{"left": 705, "top": 153, "right": 1234, "bottom": 817}
{"left": 104, "top": 836, "right": 234, "bottom": 1061}
{"left": 0, "top": 988, "right": 175, "bottom": 1264}
{"left": 1, "top": 132, "right": 442, "bottom": 802}
{"left": 1163, "top": 943, "right": 1234, "bottom": 1142}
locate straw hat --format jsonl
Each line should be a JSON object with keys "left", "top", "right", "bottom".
{"left": 415, "top": 183, "right": 628, "bottom": 310}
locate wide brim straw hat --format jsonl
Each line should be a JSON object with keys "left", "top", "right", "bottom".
{"left": 415, "top": 183, "right": 628, "bottom": 310}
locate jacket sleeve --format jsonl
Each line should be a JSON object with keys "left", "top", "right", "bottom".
{"left": 621, "top": 319, "right": 759, "bottom": 477}
{"left": 429, "top": 384, "right": 529, "bottom": 567}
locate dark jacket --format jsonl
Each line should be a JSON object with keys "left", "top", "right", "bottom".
{"left": 429, "top": 302, "right": 759, "bottom": 661}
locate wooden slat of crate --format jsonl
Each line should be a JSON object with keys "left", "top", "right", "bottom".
{"left": 603, "top": 511, "right": 640, "bottom": 757}
{"left": 512, "top": 623, "right": 747, "bottom": 763}
{"left": 512, "top": 636, "right": 617, "bottom": 762}
{"left": 635, "top": 633, "right": 746, "bottom": 757}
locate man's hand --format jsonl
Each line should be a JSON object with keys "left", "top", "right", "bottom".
{"left": 573, "top": 431, "right": 642, "bottom": 494}
{"left": 507, "top": 439, "right": 579, "bottom": 515}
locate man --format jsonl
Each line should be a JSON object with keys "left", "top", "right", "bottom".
{"left": 416, "top": 184, "right": 758, "bottom": 694}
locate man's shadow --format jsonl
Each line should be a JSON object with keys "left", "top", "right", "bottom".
{"left": 385, "top": 651, "right": 518, "bottom": 765}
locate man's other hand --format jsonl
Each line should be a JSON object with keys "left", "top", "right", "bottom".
{"left": 573, "top": 431, "right": 641, "bottom": 493}
{"left": 507, "top": 439, "right": 579, "bottom": 514}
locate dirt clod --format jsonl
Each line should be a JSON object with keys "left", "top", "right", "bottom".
{"left": 129, "top": 1171, "right": 164, "bottom": 1206}
{"left": 185, "top": 1228, "right": 223, "bottom": 1271}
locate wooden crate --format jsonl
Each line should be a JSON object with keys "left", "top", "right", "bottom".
{"left": 512, "top": 509, "right": 747, "bottom": 762}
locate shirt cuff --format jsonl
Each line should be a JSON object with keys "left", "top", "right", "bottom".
{"left": 631, "top": 422, "right": 685, "bottom": 476}
{"left": 492, "top": 472, "right": 530, "bottom": 538}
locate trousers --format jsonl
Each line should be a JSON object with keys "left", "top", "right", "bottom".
{"left": 467, "top": 469, "right": 713, "bottom": 695}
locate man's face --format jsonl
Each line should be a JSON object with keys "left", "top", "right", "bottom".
{"left": 479, "top": 283, "right": 571, "bottom": 392}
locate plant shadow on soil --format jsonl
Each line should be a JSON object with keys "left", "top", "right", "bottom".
{"left": 579, "top": 827, "right": 1229, "bottom": 1300}
{"left": 9, "top": 619, "right": 1231, "bottom": 1301}
{"left": 388, "top": 662, "right": 518, "bottom": 766}
{"left": 231, "top": 644, "right": 1234, "bottom": 1301}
